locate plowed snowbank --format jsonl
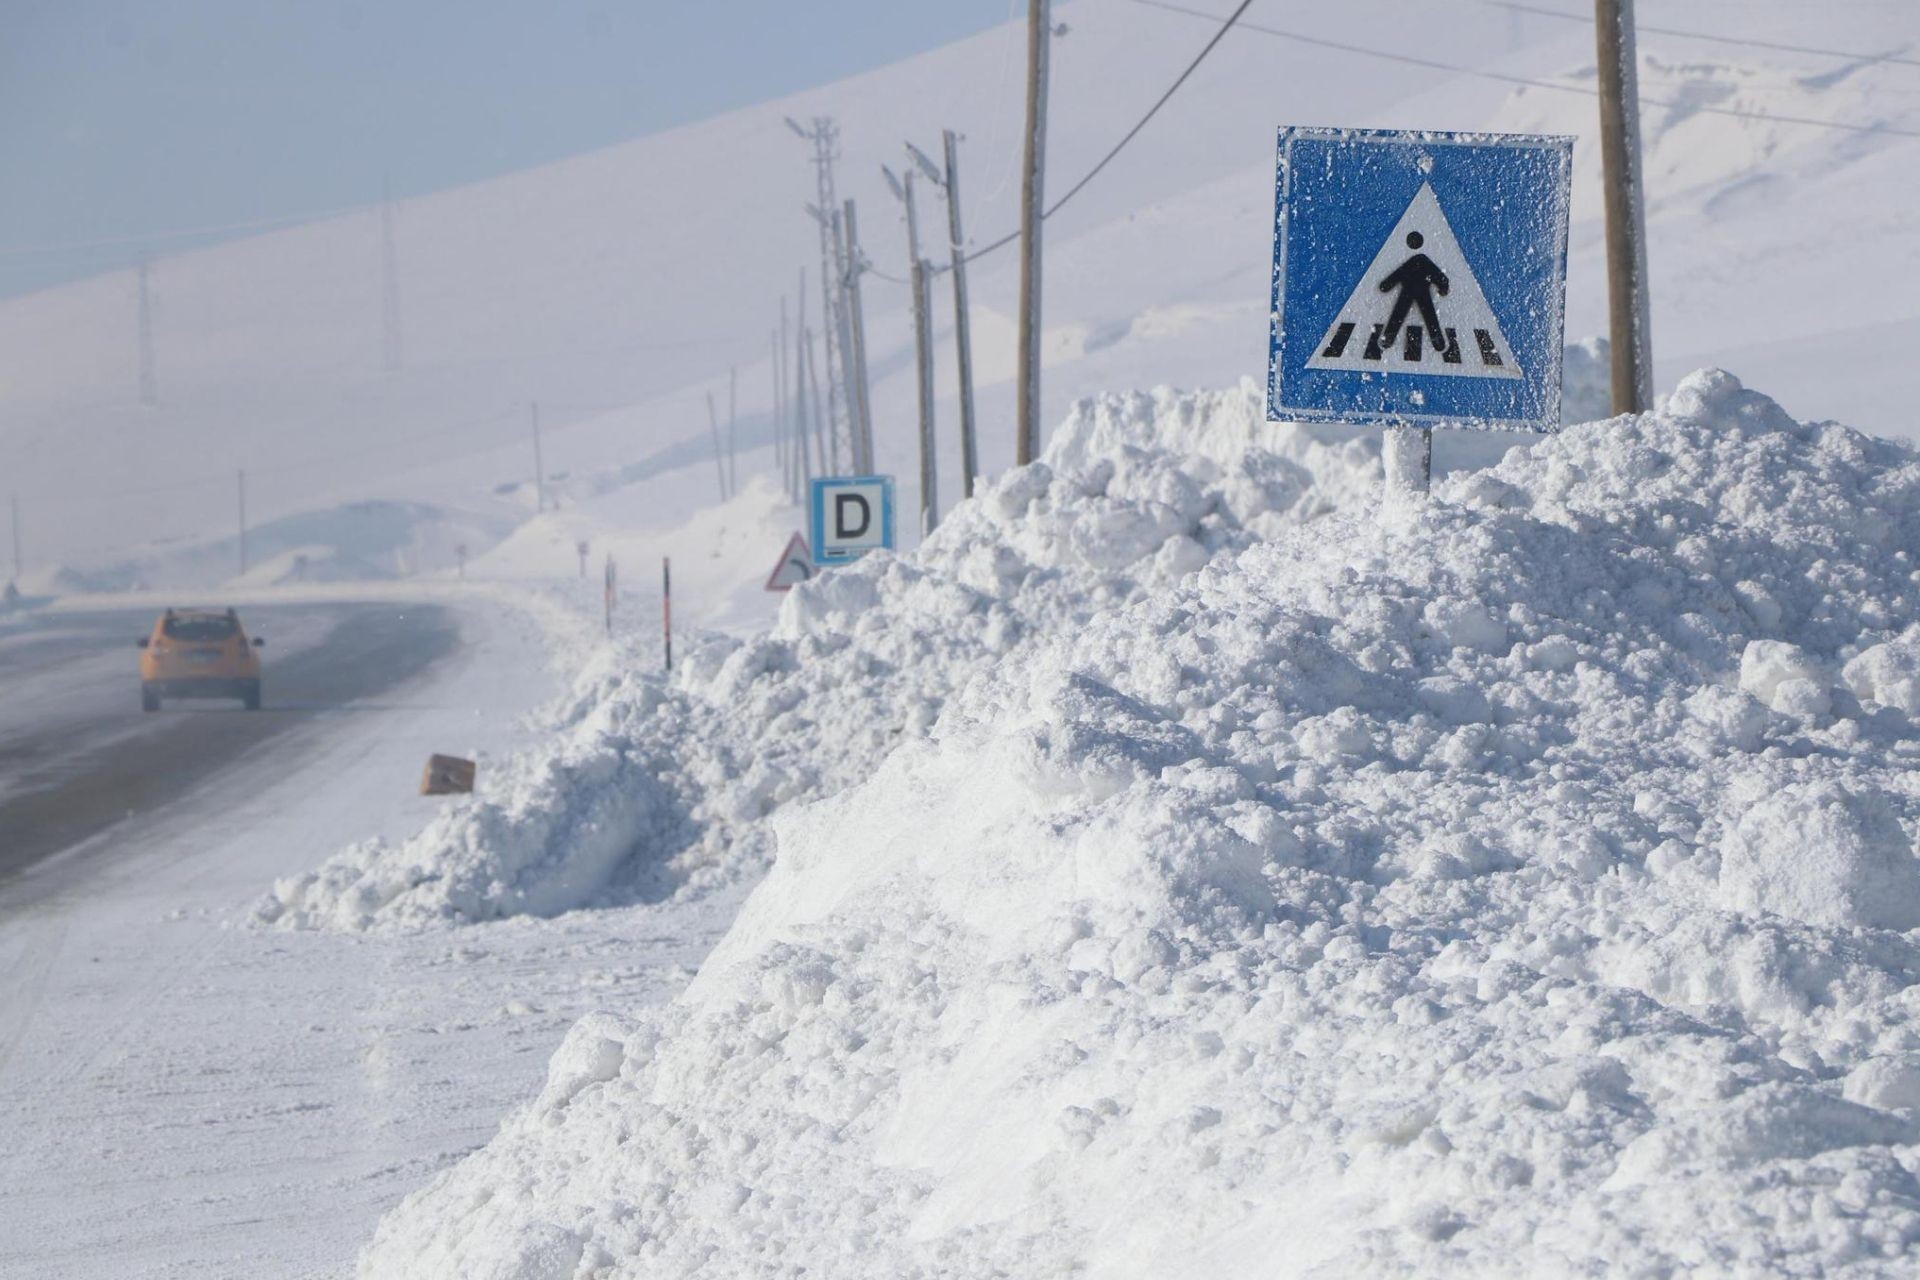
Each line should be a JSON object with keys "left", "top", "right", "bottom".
{"left": 357, "top": 371, "right": 1920, "bottom": 1275}
{"left": 258, "top": 382, "right": 1376, "bottom": 930}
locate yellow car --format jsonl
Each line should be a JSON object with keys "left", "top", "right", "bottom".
{"left": 138, "top": 607, "right": 265, "bottom": 711}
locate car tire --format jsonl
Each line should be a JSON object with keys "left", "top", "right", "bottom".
{"left": 243, "top": 680, "right": 262, "bottom": 711}
{"left": 142, "top": 686, "right": 160, "bottom": 713}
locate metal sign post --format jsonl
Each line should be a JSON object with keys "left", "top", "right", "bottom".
{"left": 1266, "top": 127, "right": 1573, "bottom": 494}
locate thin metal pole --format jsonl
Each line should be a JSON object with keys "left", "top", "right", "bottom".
{"left": 841, "top": 200, "right": 876, "bottom": 473}
{"left": 237, "top": 469, "right": 248, "bottom": 575}
{"left": 706, "top": 389, "right": 729, "bottom": 501}
{"left": 9, "top": 494, "right": 20, "bottom": 583}
{"left": 801, "top": 119, "right": 852, "bottom": 475}
{"left": 1383, "top": 426, "right": 1432, "bottom": 497}
{"left": 771, "top": 329, "right": 785, "bottom": 496}
{"left": 1596, "top": 0, "right": 1653, "bottom": 413}
{"left": 1015, "top": 0, "right": 1051, "bottom": 465}
{"left": 727, "top": 365, "right": 739, "bottom": 497}
{"left": 795, "top": 270, "right": 816, "bottom": 491}
{"left": 943, "top": 130, "right": 980, "bottom": 498}
{"left": 531, "top": 402, "right": 546, "bottom": 512}
{"left": 804, "top": 322, "right": 829, "bottom": 485}
{"left": 661, "top": 557, "right": 672, "bottom": 672}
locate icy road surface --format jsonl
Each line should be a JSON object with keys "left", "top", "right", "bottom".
{"left": 0, "top": 596, "right": 743, "bottom": 1278}
{"left": 0, "top": 603, "right": 455, "bottom": 892}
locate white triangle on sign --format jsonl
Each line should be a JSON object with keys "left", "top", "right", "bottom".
{"left": 764, "top": 532, "right": 814, "bottom": 592}
{"left": 1306, "top": 183, "right": 1522, "bottom": 381}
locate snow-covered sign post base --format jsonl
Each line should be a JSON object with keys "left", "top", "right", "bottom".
{"left": 1266, "top": 127, "right": 1573, "bottom": 494}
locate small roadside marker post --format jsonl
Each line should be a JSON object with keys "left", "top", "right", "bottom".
{"left": 661, "top": 557, "right": 672, "bottom": 673}
{"left": 603, "top": 554, "right": 616, "bottom": 637}
{"left": 1266, "top": 127, "right": 1573, "bottom": 496}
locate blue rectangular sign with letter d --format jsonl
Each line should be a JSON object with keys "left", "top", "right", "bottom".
{"left": 1268, "top": 126, "right": 1573, "bottom": 431}
{"left": 810, "top": 475, "right": 896, "bottom": 567}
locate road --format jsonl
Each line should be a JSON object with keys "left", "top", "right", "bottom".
{"left": 0, "top": 595, "right": 741, "bottom": 1278}
{"left": 0, "top": 602, "right": 459, "bottom": 896}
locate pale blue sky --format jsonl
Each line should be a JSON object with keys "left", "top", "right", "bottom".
{"left": 0, "top": 0, "right": 1018, "bottom": 297}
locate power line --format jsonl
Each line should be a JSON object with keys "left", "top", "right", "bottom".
{"left": 1129, "top": 0, "right": 1920, "bottom": 139}
{"left": 1485, "top": 0, "right": 1920, "bottom": 70}
{"left": 962, "top": 0, "right": 1257, "bottom": 265}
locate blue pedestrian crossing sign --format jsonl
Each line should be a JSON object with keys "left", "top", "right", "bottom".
{"left": 1267, "top": 127, "right": 1574, "bottom": 431}
{"left": 810, "top": 475, "right": 896, "bottom": 567}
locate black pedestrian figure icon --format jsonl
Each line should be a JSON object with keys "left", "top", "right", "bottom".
{"left": 1378, "top": 231, "right": 1448, "bottom": 347}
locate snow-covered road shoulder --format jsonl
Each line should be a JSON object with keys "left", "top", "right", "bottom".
{"left": 262, "top": 382, "right": 1377, "bottom": 932}
{"left": 362, "top": 370, "right": 1920, "bottom": 1277}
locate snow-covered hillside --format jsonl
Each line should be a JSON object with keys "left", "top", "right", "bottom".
{"left": 358, "top": 370, "right": 1920, "bottom": 1277}
{"left": 3, "top": 0, "right": 1913, "bottom": 589}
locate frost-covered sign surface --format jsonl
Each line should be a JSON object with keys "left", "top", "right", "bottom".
{"left": 810, "top": 475, "right": 895, "bottom": 566}
{"left": 1267, "top": 126, "right": 1573, "bottom": 430}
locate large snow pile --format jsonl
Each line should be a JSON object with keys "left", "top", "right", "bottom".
{"left": 361, "top": 371, "right": 1920, "bottom": 1277}
{"left": 258, "top": 382, "right": 1377, "bottom": 931}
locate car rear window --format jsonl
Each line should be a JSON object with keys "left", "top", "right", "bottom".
{"left": 162, "top": 615, "right": 238, "bottom": 642}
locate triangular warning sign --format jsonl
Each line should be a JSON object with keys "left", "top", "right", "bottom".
{"left": 1307, "top": 183, "right": 1522, "bottom": 381}
{"left": 764, "top": 532, "right": 814, "bottom": 592}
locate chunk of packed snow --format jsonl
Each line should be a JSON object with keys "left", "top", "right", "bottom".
{"left": 358, "top": 371, "right": 1920, "bottom": 1277}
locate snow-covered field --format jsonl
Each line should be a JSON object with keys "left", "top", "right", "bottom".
{"left": 5, "top": 1, "right": 1920, "bottom": 1276}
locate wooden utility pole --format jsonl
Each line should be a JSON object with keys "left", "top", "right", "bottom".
{"left": 911, "top": 259, "right": 938, "bottom": 535}
{"left": 531, "top": 402, "right": 547, "bottom": 512}
{"left": 890, "top": 163, "right": 941, "bottom": 535}
{"left": 826, "top": 206, "right": 857, "bottom": 471}
{"left": 1015, "top": 0, "right": 1051, "bottom": 465}
{"left": 942, "top": 131, "right": 981, "bottom": 497}
{"left": 1596, "top": 0, "right": 1653, "bottom": 413}
{"left": 661, "top": 557, "right": 672, "bottom": 672}
{"left": 841, "top": 199, "right": 876, "bottom": 473}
